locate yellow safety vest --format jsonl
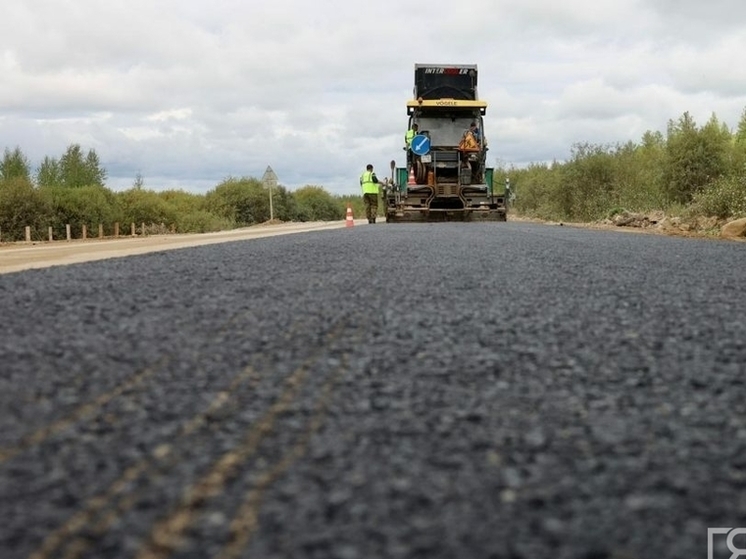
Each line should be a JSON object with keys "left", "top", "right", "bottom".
{"left": 405, "top": 129, "right": 416, "bottom": 147}
{"left": 360, "top": 171, "right": 378, "bottom": 194}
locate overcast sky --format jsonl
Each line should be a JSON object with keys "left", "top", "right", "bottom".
{"left": 1, "top": 0, "right": 745, "bottom": 195}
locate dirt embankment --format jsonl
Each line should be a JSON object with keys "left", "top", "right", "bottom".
{"left": 510, "top": 211, "right": 746, "bottom": 242}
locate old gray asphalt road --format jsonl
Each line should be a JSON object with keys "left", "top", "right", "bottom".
{"left": 1, "top": 222, "right": 745, "bottom": 559}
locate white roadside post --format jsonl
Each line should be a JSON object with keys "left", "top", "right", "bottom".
{"left": 261, "top": 165, "right": 278, "bottom": 222}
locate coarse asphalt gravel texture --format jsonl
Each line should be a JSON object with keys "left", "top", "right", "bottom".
{"left": 1, "top": 221, "right": 745, "bottom": 559}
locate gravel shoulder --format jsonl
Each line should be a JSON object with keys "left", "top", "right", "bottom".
{"left": 0, "top": 220, "right": 355, "bottom": 274}
{"left": 510, "top": 212, "right": 746, "bottom": 242}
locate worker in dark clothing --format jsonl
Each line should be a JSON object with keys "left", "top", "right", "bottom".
{"left": 469, "top": 121, "right": 481, "bottom": 145}
{"left": 360, "top": 164, "right": 380, "bottom": 224}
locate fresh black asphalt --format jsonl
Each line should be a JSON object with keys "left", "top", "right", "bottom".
{"left": 1, "top": 222, "right": 745, "bottom": 559}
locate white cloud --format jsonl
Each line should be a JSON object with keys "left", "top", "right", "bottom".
{"left": 0, "top": 0, "right": 745, "bottom": 194}
{"left": 146, "top": 109, "right": 192, "bottom": 122}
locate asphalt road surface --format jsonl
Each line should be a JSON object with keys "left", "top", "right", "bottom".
{"left": 1, "top": 222, "right": 745, "bottom": 559}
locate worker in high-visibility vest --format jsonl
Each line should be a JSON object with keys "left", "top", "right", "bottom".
{"left": 405, "top": 123, "right": 419, "bottom": 166}
{"left": 405, "top": 123, "right": 419, "bottom": 148}
{"left": 359, "top": 164, "right": 380, "bottom": 224}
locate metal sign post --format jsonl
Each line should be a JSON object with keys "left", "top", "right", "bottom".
{"left": 261, "top": 166, "right": 278, "bottom": 221}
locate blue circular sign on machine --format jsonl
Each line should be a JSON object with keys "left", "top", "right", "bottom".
{"left": 410, "top": 134, "right": 431, "bottom": 156}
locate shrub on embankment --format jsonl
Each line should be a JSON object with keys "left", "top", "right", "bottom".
{"left": 496, "top": 110, "right": 746, "bottom": 224}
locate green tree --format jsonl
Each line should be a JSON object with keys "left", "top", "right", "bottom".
{"left": 700, "top": 113, "right": 731, "bottom": 170}
{"left": 731, "top": 107, "right": 746, "bottom": 175}
{"left": 84, "top": 149, "right": 107, "bottom": 187}
{"left": 59, "top": 144, "right": 86, "bottom": 187}
{"left": 664, "top": 112, "right": 728, "bottom": 204}
{"left": 133, "top": 171, "right": 144, "bottom": 190}
{"left": 58, "top": 144, "right": 107, "bottom": 188}
{"left": 628, "top": 131, "right": 666, "bottom": 209}
{"left": 36, "top": 156, "right": 62, "bottom": 187}
{"left": 0, "top": 147, "right": 31, "bottom": 182}
{"left": 736, "top": 107, "right": 746, "bottom": 146}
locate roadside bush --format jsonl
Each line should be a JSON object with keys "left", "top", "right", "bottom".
{"left": 157, "top": 190, "right": 205, "bottom": 216}
{"left": 507, "top": 162, "right": 565, "bottom": 219}
{"left": 294, "top": 186, "right": 344, "bottom": 221}
{"left": 204, "top": 178, "right": 268, "bottom": 226}
{"left": 177, "top": 210, "right": 234, "bottom": 233}
{"left": 40, "top": 184, "right": 121, "bottom": 238}
{"left": 117, "top": 188, "right": 178, "bottom": 229}
{"left": 0, "top": 178, "right": 51, "bottom": 241}
{"left": 271, "top": 185, "right": 301, "bottom": 222}
{"left": 689, "top": 175, "right": 746, "bottom": 219}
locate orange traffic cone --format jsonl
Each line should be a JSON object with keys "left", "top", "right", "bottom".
{"left": 345, "top": 205, "right": 354, "bottom": 227}
{"left": 407, "top": 167, "right": 417, "bottom": 185}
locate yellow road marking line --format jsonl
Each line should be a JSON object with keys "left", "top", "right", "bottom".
{"left": 214, "top": 355, "right": 349, "bottom": 559}
{"left": 4, "top": 307, "right": 251, "bottom": 465}
{"left": 0, "top": 359, "right": 165, "bottom": 465}
{"left": 27, "top": 364, "right": 260, "bottom": 559}
{"left": 134, "top": 361, "right": 311, "bottom": 559}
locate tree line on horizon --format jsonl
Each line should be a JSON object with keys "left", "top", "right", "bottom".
{"left": 498, "top": 109, "right": 746, "bottom": 223}
{"left": 0, "top": 144, "right": 364, "bottom": 242}
{"left": 2, "top": 107, "right": 746, "bottom": 241}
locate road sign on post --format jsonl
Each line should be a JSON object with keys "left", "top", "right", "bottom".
{"left": 261, "top": 165, "right": 278, "bottom": 221}
{"left": 410, "top": 134, "right": 431, "bottom": 156}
